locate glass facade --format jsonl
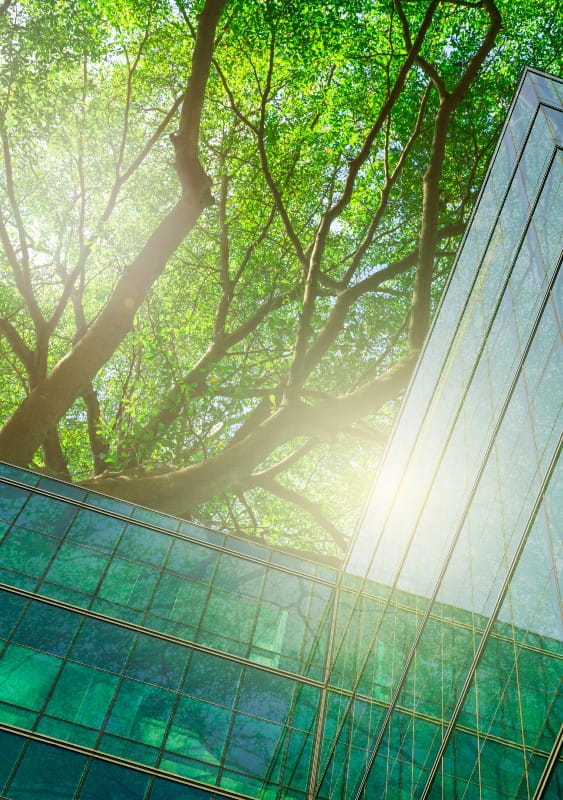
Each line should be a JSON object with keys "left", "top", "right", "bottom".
{"left": 0, "top": 69, "right": 561, "bottom": 799}
{"left": 341, "top": 67, "right": 562, "bottom": 798}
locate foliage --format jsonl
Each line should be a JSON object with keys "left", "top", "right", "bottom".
{"left": 0, "top": 0, "right": 559, "bottom": 553}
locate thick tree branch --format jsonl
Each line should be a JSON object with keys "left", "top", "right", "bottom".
{"left": 81, "top": 353, "right": 416, "bottom": 512}
{"left": 42, "top": 427, "right": 71, "bottom": 481}
{"left": 82, "top": 385, "right": 110, "bottom": 476}
{"left": 0, "top": 0, "right": 228, "bottom": 467}
{"left": 0, "top": 316, "right": 33, "bottom": 373}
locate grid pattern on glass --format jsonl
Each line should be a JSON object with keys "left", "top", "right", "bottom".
{"left": 0, "top": 590, "right": 320, "bottom": 798}
{"left": 313, "top": 581, "right": 562, "bottom": 798}
{"left": 0, "top": 462, "right": 338, "bottom": 585}
{"left": 0, "top": 475, "right": 334, "bottom": 681}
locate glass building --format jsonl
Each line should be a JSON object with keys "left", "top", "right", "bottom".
{"left": 0, "top": 68, "right": 561, "bottom": 799}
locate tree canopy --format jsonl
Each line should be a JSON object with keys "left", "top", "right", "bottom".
{"left": 0, "top": 0, "right": 559, "bottom": 553}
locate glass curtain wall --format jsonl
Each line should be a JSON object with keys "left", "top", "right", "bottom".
{"left": 0, "top": 460, "right": 338, "bottom": 800}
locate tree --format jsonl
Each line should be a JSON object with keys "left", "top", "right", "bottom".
{"left": 0, "top": 0, "right": 559, "bottom": 553}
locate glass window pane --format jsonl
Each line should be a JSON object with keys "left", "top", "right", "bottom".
{"left": 150, "top": 573, "right": 208, "bottom": 624}
{"left": 44, "top": 542, "right": 109, "bottom": 594}
{"left": 214, "top": 554, "right": 265, "bottom": 597}
{"left": 223, "top": 713, "right": 285, "bottom": 779}
{"left": 0, "top": 525, "right": 58, "bottom": 578}
{"left": 78, "top": 759, "right": 149, "bottom": 799}
{"left": 0, "top": 590, "right": 27, "bottom": 639}
{"left": 126, "top": 634, "right": 188, "bottom": 690}
{"left": 45, "top": 661, "right": 118, "bottom": 729}
{"left": 15, "top": 494, "right": 76, "bottom": 537}
{"left": 169, "top": 538, "right": 218, "bottom": 582}
{"left": 0, "top": 643, "right": 60, "bottom": 711}
{"left": 70, "top": 618, "right": 135, "bottom": 672}
{"left": 200, "top": 589, "right": 258, "bottom": 645}
{"left": 68, "top": 508, "right": 125, "bottom": 550}
{"left": 98, "top": 558, "right": 159, "bottom": 610}
{"left": 236, "top": 668, "right": 295, "bottom": 724}
{"left": 105, "top": 679, "right": 175, "bottom": 748}
{"left": 116, "top": 523, "right": 171, "bottom": 567}
{"left": 164, "top": 694, "right": 230, "bottom": 764}
{"left": 14, "top": 600, "right": 80, "bottom": 656}
{"left": 0, "top": 729, "right": 26, "bottom": 787}
{"left": 0, "top": 484, "right": 29, "bottom": 523}
{"left": 4, "top": 739, "right": 87, "bottom": 799}
{"left": 182, "top": 650, "right": 241, "bottom": 708}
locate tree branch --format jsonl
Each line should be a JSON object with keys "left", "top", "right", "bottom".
{"left": 0, "top": 317, "right": 33, "bottom": 373}
{"left": 248, "top": 474, "right": 349, "bottom": 551}
{"left": 82, "top": 385, "right": 110, "bottom": 475}
{"left": 250, "top": 439, "right": 319, "bottom": 482}
{"left": 213, "top": 170, "right": 233, "bottom": 340}
{"left": 302, "top": 223, "right": 464, "bottom": 378}
{"left": 81, "top": 353, "right": 416, "bottom": 513}
{"left": 42, "top": 427, "right": 71, "bottom": 480}
{"left": 116, "top": 284, "right": 301, "bottom": 467}
{"left": 340, "top": 81, "right": 432, "bottom": 288}
{"left": 0, "top": 123, "right": 43, "bottom": 326}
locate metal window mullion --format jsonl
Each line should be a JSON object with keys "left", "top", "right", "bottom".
{"left": 305, "top": 589, "right": 339, "bottom": 798}
{"left": 531, "top": 723, "right": 563, "bottom": 800}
